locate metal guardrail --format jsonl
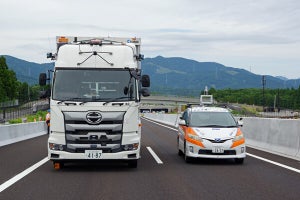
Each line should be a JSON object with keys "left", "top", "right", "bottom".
{"left": 0, "top": 100, "right": 49, "bottom": 123}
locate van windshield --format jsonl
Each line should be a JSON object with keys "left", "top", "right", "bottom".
{"left": 189, "top": 112, "right": 237, "bottom": 127}
{"left": 52, "top": 69, "right": 137, "bottom": 102}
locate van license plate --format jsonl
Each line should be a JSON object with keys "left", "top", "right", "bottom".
{"left": 85, "top": 150, "right": 102, "bottom": 159}
{"left": 212, "top": 147, "right": 224, "bottom": 154}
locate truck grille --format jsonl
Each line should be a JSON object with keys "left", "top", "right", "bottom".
{"left": 63, "top": 111, "right": 125, "bottom": 153}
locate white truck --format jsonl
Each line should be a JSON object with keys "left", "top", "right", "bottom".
{"left": 39, "top": 36, "right": 150, "bottom": 169}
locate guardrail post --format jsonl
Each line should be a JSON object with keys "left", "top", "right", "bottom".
{"left": 3, "top": 108, "right": 5, "bottom": 120}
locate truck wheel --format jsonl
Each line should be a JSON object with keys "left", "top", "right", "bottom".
{"left": 53, "top": 162, "right": 64, "bottom": 170}
{"left": 128, "top": 160, "right": 138, "bottom": 168}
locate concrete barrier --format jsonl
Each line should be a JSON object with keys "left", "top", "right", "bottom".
{"left": 0, "top": 122, "right": 47, "bottom": 147}
{"left": 142, "top": 113, "right": 180, "bottom": 127}
{"left": 1, "top": 114, "right": 300, "bottom": 161}
{"left": 241, "top": 117, "right": 300, "bottom": 160}
{"left": 143, "top": 113, "right": 300, "bottom": 161}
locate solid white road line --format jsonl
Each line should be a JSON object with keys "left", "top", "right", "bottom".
{"left": 142, "top": 117, "right": 177, "bottom": 131}
{"left": 143, "top": 117, "right": 300, "bottom": 174}
{"left": 0, "top": 157, "right": 49, "bottom": 193}
{"left": 247, "top": 153, "right": 300, "bottom": 174}
{"left": 147, "top": 146, "right": 163, "bottom": 164}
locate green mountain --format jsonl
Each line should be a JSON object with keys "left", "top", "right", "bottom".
{"left": 142, "top": 56, "right": 300, "bottom": 95}
{"left": 2, "top": 55, "right": 300, "bottom": 96}
{"left": 2, "top": 55, "right": 53, "bottom": 85}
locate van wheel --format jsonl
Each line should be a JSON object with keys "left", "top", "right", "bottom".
{"left": 128, "top": 160, "right": 138, "bottom": 168}
{"left": 235, "top": 158, "right": 244, "bottom": 164}
{"left": 177, "top": 137, "right": 183, "bottom": 156}
{"left": 184, "top": 141, "right": 192, "bottom": 163}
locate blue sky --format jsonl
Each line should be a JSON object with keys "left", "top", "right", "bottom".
{"left": 0, "top": 0, "right": 300, "bottom": 79}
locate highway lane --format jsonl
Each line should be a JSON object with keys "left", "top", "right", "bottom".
{"left": 0, "top": 119, "right": 299, "bottom": 200}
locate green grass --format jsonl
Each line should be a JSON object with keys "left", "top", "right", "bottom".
{"left": 8, "top": 110, "right": 48, "bottom": 124}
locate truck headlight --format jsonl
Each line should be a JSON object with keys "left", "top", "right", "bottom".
{"left": 122, "top": 143, "right": 139, "bottom": 151}
{"left": 49, "top": 143, "right": 64, "bottom": 151}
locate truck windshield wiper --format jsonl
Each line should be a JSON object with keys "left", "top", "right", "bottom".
{"left": 103, "top": 97, "right": 131, "bottom": 105}
{"left": 57, "top": 98, "right": 87, "bottom": 105}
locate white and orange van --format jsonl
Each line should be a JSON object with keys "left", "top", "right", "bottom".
{"left": 177, "top": 106, "right": 246, "bottom": 164}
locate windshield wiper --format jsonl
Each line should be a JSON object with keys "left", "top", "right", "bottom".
{"left": 197, "top": 125, "right": 237, "bottom": 128}
{"left": 197, "top": 125, "right": 224, "bottom": 128}
{"left": 103, "top": 97, "right": 131, "bottom": 105}
{"left": 57, "top": 98, "right": 87, "bottom": 105}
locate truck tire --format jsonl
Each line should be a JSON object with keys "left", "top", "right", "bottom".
{"left": 53, "top": 161, "right": 64, "bottom": 170}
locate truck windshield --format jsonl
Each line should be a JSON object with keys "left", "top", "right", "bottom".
{"left": 52, "top": 69, "right": 137, "bottom": 102}
{"left": 189, "top": 112, "right": 237, "bottom": 127}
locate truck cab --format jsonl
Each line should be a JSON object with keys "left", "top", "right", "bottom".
{"left": 40, "top": 36, "right": 150, "bottom": 169}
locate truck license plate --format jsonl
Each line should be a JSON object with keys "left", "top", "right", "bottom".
{"left": 212, "top": 147, "right": 224, "bottom": 154}
{"left": 85, "top": 150, "right": 102, "bottom": 159}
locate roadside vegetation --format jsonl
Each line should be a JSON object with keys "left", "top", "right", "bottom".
{"left": 208, "top": 87, "right": 300, "bottom": 110}
{"left": 8, "top": 110, "right": 47, "bottom": 124}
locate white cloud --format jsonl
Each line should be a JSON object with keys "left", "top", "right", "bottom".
{"left": 0, "top": 0, "right": 300, "bottom": 78}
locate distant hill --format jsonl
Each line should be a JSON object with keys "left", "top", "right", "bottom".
{"left": 2, "top": 55, "right": 53, "bottom": 85}
{"left": 276, "top": 76, "right": 289, "bottom": 81}
{"left": 2, "top": 55, "right": 300, "bottom": 96}
{"left": 142, "top": 56, "right": 300, "bottom": 95}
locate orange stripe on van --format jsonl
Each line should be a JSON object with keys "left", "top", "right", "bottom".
{"left": 184, "top": 127, "right": 205, "bottom": 148}
{"left": 231, "top": 129, "right": 245, "bottom": 148}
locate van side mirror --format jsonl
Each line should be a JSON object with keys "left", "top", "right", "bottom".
{"left": 39, "top": 73, "right": 47, "bottom": 86}
{"left": 141, "top": 75, "right": 150, "bottom": 87}
{"left": 178, "top": 119, "right": 186, "bottom": 126}
{"left": 141, "top": 88, "right": 150, "bottom": 97}
{"left": 237, "top": 119, "right": 243, "bottom": 127}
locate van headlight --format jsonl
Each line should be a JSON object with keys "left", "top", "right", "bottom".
{"left": 231, "top": 129, "right": 245, "bottom": 148}
{"left": 188, "top": 134, "right": 203, "bottom": 142}
{"left": 233, "top": 133, "right": 244, "bottom": 142}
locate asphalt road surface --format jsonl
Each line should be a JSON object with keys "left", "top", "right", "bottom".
{"left": 0, "top": 118, "right": 299, "bottom": 200}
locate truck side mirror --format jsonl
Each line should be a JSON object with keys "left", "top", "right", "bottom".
{"left": 141, "top": 75, "right": 150, "bottom": 87}
{"left": 39, "top": 73, "right": 47, "bottom": 86}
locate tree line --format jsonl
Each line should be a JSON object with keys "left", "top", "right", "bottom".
{"left": 208, "top": 87, "right": 300, "bottom": 110}
{"left": 0, "top": 56, "right": 42, "bottom": 105}
{"left": 151, "top": 86, "right": 300, "bottom": 110}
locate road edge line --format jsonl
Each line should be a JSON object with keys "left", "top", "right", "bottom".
{"left": 0, "top": 157, "right": 49, "bottom": 193}
{"left": 247, "top": 153, "right": 300, "bottom": 174}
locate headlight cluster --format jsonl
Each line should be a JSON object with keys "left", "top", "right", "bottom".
{"left": 122, "top": 143, "right": 139, "bottom": 151}
{"left": 233, "top": 133, "right": 244, "bottom": 141}
{"left": 49, "top": 143, "right": 64, "bottom": 151}
{"left": 231, "top": 128, "right": 245, "bottom": 148}
{"left": 188, "top": 134, "right": 203, "bottom": 142}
